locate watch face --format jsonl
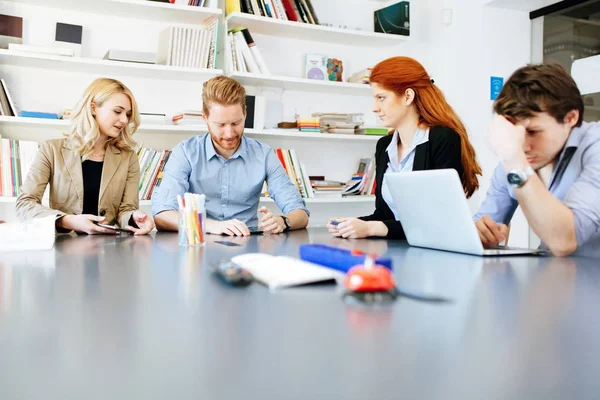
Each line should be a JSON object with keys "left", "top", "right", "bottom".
{"left": 507, "top": 172, "right": 523, "bottom": 186}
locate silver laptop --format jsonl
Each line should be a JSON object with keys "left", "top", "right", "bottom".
{"left": 384, "top": 169, "right": 545, "bottom": 256}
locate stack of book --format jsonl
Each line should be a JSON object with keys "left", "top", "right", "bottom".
{"left": 342, "top": 157, "right": 376, "bottom": 196}
{"left": 137, "top": 148, "right": 172, "bottom": 200}
{"left": 297, "top": 118, "right": 320, "bottom": 132}
{"left": 226, "top": 0, "right": 320, "bottom": 25}
{"left": 227, "top": 27, "right": 270, "bottom": 75}
{"left": 0, "top": 136, "right": 39, "bottom": 197}
{"left": 311, "top": 179, "right": 346, "bottom": 197}
{"left": 172, "top": 110, "right": 204, "bottom": 125}
{"left": 313, "top": 112, "right": 364, "bottom": 135}
{"left": 155, "top": 15, "right": 219, "bottom": 69}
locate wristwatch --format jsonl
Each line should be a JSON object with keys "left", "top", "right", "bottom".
{"left": 507, "top": 165, "right": 535, "bottom": 188}
{"left": 281, "top": 215, "right": 291, "bottom": 232}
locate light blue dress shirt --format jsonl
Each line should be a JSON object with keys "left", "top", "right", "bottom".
{"left": 151, "top": 133, "right": 308, "bottom": 229}
{"left": 474, "top": 122, "right": 600, "bottom": 257}
{"left": 381, "top": 128, "right": 430, "bottom": 219}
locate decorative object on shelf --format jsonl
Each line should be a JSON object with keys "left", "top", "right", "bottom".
{"left": 104, "top": 49, "right": 155, "bottom": 64}
{"left": 374, "top": 1, "right": 410, "bottom": 36}
{"left": 348, "top": 67, "right": 371, "bottom": 84}
{"left": 244, "top": 95, "right": 266, "bottom": 129}
{"left": 0, "top": 14, "right": 23, "bottom": 49}
{"left": 55, "top": 22, "right": 83, "bottom": 56}
{"left": 172, "top": 110, "right": 204, "bottom": 125}
{"left": 305, "top": 53, "right": 327, "bottom": 80}
{"left": 327, "top": 58, "right": 343, "bottom": 81}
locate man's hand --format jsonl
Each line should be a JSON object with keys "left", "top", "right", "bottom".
{"left": 475, "top": 215, "right": 509, "bottom": 245}
{"left": 258, "top": 207, "right": 286, "bottom": 234}
{"left": 57, "top": 214, "right": 118, "bottom": 235}
{"left": 206, "top": 219, "right": 250, "bottom": 236}
{"left": 328, "top": 217, "right": 371, "bottom": 239}
{"left": 488, "top": 115, "right": 529, "bottom": 168}
{"left": 128, "top": 210, "right": 155, "bottom": 235}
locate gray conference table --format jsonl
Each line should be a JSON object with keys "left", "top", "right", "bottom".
{"left": 1, "top": 228, "right": 599, "bottom": 400}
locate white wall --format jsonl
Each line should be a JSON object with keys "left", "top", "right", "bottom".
{"left": 421, "top": 0, "right": 535, "bottom": 247}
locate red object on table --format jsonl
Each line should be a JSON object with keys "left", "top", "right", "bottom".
{"left": 344, "top": 255, "right": 396, "bottom": 292}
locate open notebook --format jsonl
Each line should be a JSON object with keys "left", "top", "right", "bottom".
{"left": 230, "top": 253, "right": 342, "bottom": 290}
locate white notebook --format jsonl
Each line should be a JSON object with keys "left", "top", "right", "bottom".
{"left": 230, "top": 253, "right": 342, "bottom": 290}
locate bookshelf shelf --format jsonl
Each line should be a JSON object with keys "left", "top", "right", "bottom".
{"left": 229, "top": 72, "right": 372, "bottom": 95}
{"left": 0, "top": 117, "right": 382, "bottom": 141}
{"left": 7, "top": 0, "right": 222, "bottom": 24}
{"left": 225, "top": 12, "right": 407, "bottom": 47}
{"left": 2, "top": 196, "right": 375, "bottom": 205}
{"left": 0, "top": 50, "right": 224, "bottom": 81}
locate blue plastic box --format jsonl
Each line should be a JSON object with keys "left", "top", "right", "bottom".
{"left": 299, "top": 244, "right": 393, "bottom": 273}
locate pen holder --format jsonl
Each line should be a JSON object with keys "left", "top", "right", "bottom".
{"left": 179, "top": 208, "right": 205, "bottom": 247}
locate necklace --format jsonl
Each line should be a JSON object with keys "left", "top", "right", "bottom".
{"left": 91, "top": 152, "right": 105, "bottom": 158}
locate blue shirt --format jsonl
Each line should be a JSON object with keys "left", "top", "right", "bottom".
{"left": 381, "top": 128, "right": 430, "bottom": 219}
{"left": 474, "top": 122, "right": 600, "bottom": 257}
{"left": 151, "top": 133, "right": 308, "bottom": 229}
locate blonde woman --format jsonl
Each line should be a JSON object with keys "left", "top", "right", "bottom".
{"left": 16, "top": 78, "right": 155, "bottom": 235}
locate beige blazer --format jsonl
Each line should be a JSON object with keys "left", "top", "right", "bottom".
{"left": 16, "top": 138, "right": 140, "bottom": 229}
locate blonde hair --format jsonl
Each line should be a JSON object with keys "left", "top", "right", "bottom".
{"left": 202, "top": 75, "right": 246, "bottom": 117}
{"left": 67, "top": 78, "right": 139, "bottom": 155}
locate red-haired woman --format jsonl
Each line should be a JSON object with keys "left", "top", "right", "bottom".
{"left": 328, "top": 56, "right": 482, "bottom": 239}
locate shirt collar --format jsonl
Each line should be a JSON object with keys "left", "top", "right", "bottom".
{"left": 204, "top": 133, "right": 248, "bottom": 162}
{"left": 385, "top": 128, "right": 430, "bottom": 165}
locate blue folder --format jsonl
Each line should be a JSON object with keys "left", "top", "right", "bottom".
{"left": 299, "top": 244, "right": 393, "bottom": 273}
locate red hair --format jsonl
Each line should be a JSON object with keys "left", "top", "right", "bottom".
{"left": 370, "top": 56, "right": 481, "bottom": 197}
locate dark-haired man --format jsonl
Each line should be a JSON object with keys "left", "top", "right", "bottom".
{"left": 475, "top": 63, "right": 600, "bottom": 256}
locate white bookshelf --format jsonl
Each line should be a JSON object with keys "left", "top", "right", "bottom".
{"left": 225, "top": 12, "right": 406, "bottom": 47}
{"left": 0, "top": 50, "right": 223, "bottom": 81}
{"left": 5, "top": 0, "right": 222, "bottom": 23}
{"left": 0, "top": 116, "right": 382, "bottom": 141}
{"left": 229, "top": 72, "right": 371, "bottom": 95}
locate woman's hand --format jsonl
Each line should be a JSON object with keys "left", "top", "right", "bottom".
{"left": 128, "top": 210, "right": 155, "bottom": 235}
{"left": 57, "top": 214, "right": 118, "bottom": 235}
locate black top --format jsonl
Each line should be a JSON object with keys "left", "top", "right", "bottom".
{"left": 358, "top": 126, "right": 465, "bottom": 239}
{"left": 81, "top": 160, "right": 103, "bottom": 215}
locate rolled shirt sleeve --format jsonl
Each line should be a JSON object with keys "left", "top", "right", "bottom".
{"left": 563, "top": 140, "right": 600, "bottom": 247}
{"left": 473, "top": 162, "right": 519, "bottom": 225}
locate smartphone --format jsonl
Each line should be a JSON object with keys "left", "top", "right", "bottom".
{"left": 93, "top": 221, "right": 132, "bottom": 233}
{"left": 215, "top": 240, "right": 242, "bottom": 247}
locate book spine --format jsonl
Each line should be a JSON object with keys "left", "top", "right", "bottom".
{"left": 281, "top": 0, "right": 298, "bottom": 21}
{"left": 273, "top": 0, "right": 288, "bottom": 20}
{"left": 240, "top": 28, "right": 270, "bottom": 75}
